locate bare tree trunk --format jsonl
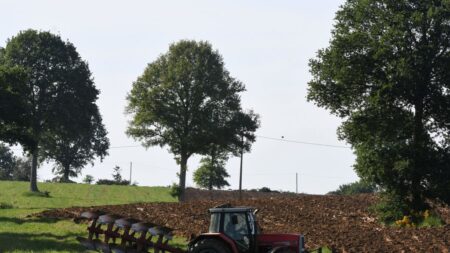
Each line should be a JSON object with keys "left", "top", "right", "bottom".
{"left": 30, "top": 147, "right": 39, "bottom": 192}
{"left": 178, "top": 153, "right": 188, "bottom": 202}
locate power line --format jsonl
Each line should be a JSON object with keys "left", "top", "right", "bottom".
{"left": 5, "top": 136, "right": 351, "bottom": 151}
{"left": 256, "top": 135, "right": 350, "bottom": 149}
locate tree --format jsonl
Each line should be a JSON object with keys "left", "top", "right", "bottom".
{"left": 0, "top": 143, "right": 15, "bottom": 180}
{"left": 112, "top": 166, "right": 122, "bottom": 183}
{"left": 83, "top": 174, "right": 94, "bottom": 184}
{"left": 308, "top": 0, "right": 450, "bottom": 215}
{"left": 1, "top": 30, "right": 106, "bottom": 191}
{"left": 126, "top": 40, "right": 251, "bottom": 201}
{"left": 45, "top": 109, "right": 109, "bottom": 182}
{"left": 193, "top": 153, "right": 230, "bottom": 190}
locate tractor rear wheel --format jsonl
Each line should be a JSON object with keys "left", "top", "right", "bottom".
{"left": 189, "top": 239, "right": 232, "bottom": 253}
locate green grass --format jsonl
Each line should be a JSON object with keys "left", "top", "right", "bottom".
{"left": 0, "top": 181, "right": 177, "bottom": 253}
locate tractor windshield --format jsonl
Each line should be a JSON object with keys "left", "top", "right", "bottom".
{"left": 209, "top": 213, "right": 221, "bottom": 233}
{"left": 224, "top": 212, "right": 250, "bottom": 251}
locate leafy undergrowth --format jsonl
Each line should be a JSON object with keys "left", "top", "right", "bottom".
{"left": 0, "top": 181, "right": 177, "bottom": 253}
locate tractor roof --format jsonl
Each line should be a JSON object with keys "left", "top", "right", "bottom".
{"left": 209, "top": 204, "right": 256, "bottom": 213}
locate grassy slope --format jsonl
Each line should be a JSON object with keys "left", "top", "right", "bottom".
{"left": 0, "top": 181, "right": 178, "bottom": 253}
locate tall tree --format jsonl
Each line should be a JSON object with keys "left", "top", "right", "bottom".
{"left": 308, "top": 0, "right": 450, "bottom": 214}
{"left": 44, "top": 109, "right": 109, "bottom": 182}
{"left": 1, "top": 30, "right": 105, "bottom": 191}
{"left": 193, "top": 154, "right": 230, "bottom": 190}
{"left": 126, "top": 40, "right": 249, "bottom": 201}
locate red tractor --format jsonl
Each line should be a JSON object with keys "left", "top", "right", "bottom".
{"left": 189, "top": 204, "right": 306, "bottom": 253}
{"left": 76, "top": 204, "right": 306, "bottom": 253}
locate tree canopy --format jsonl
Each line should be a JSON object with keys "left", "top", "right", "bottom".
{"left": 308, "top": 0, "right": 450, "bottom": 215}
{"left": 0, "top": 64, "right": 31, "bottom": 146}
{"left": 126, "top": 40, "right": 257, "bottom": 201}
{"left": 1, "top": 30, "right": 108, "bottom": 191}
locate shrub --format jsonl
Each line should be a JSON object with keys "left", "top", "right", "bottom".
{"left": 328, "top": 180, "right": 377, "bottom": 195}
{"left": 96, "top": 179, "right": 130, "bottom": 185}
{"left": 169, "top": 183, "right": 181, "bottom": 198}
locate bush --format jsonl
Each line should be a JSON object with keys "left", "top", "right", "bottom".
{"left": 259, "top": 187, "right": 272, "bottom": 193}
{"left": 169, "top": 183, "right": 181, "bottom": 198}
{"left": 96, "top": 179, "right": 130, "bottom": 185}
{"left": 328, "top": 180, "right": 377, "bottom": 195}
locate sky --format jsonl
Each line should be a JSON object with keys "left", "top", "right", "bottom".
{"left": 0, "top": 0, "right": 359, "bottom": 194}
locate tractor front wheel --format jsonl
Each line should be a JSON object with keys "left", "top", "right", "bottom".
{"left": 189, "top": 239, "right": 232, "bottom": 253}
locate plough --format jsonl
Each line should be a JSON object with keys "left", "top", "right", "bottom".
{"left": 76, "top": 211, "right": 184, "bottom": 253}
{"left": 76, "top": 204, "right": 310, "bottom": 253}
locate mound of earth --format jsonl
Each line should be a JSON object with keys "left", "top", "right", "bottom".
{"left": 38, "top": 192, "right": 449, "bottom": 252}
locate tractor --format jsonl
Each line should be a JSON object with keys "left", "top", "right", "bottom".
{"left": 76, "top": 204, "right": 307, "bottom": 253}
{"left": 189, "top": 204, "right": 306, "bottom": 253}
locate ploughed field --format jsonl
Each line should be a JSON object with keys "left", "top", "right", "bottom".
{"left": 38, "top": 190, "right": 450, "bottom": 252}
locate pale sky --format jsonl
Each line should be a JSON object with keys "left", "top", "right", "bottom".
{"left": 0, "top": 0, "right": 359, "bottom": 194}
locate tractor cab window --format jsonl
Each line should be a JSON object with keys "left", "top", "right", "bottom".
{"left": 209, "top": 213, "right": 220, "bottom": 233}
{"left": 224, "top": 213, "right": 250, "bottom": 251}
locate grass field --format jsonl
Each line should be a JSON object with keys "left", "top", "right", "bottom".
{"left": 0, "top": 181, "right": 178, "bottom": 253}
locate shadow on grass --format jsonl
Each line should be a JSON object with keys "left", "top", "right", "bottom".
{"left": 0, "top": 216, "right": 60, "bottom": 224}
{"left": 0, "top": 232, "right": 84, "bottom": 252}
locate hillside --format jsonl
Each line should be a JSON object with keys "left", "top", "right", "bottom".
{"left": 0, "top": 181, "right": 176, "bottom": 252}
{"left": 41, "top": 191, "right": 450, "bottom": 252}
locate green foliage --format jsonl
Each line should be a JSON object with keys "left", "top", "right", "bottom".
{"left": 371, "top": 192, "right": 411, "bottom": 224}
{"left": 82, "top": 174, "right": 94, "bottom": 184}
{"left": 0, "top": 143, "right": 15, "bottom": 180}
{"left": 12, "top": 156, "right": 31, "bottom": 181}
{"left": 259, "top": 187, "right": 271, "bottom": 193}
{"left": 169, "top": 183, "right": 181, "bottom": 198}
{"left": 0, "top": 65, "right": 31, "bottom": 146}
{"left": 0, "top": 144, "right": 32, "bottom": 182}
{"left": 126, "top": 40, "right": 258, "bottom": 201}
{"left": 328, "top": 180, "right": 377, "bottom": 195}
{"left": 112, "top": 166, "right": 122, "bottom": 182}
{"left": 193, "top": 155, "right": 230, "bottom": 190}
{"left": 308, "top": 0, "right": 450, "bottom": 214}
{"left": 96, "top": 179, "right": 130, "bottom": 185}
{"left": 96, "top": 166, "right": 130, "bottom": 185}
{"left": 1, "top": 29, "right": 108, "bottom": 191}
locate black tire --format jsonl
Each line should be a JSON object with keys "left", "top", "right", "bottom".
{"left": 189, "top": 238, "right": 232, "bottom": 253}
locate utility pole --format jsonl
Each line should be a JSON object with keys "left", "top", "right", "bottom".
{"left": 129, "top": 162, "right": 132, "bottom": 185}
{"left": 239, "top": 135, "right": 244, "bottom": 200}
{"left": 296, "top": 172, "right": 298, "bottom": 194}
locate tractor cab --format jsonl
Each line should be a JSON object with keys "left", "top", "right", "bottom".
{"left": 189, "top": 204, "right": 306, "bottom": 253}
{"left": 208, "top": 205, "right": 259, "bottom": 253}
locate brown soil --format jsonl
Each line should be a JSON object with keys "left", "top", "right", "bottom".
{"left": 37, "top": 189, "right": 450, "bottom": 253}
